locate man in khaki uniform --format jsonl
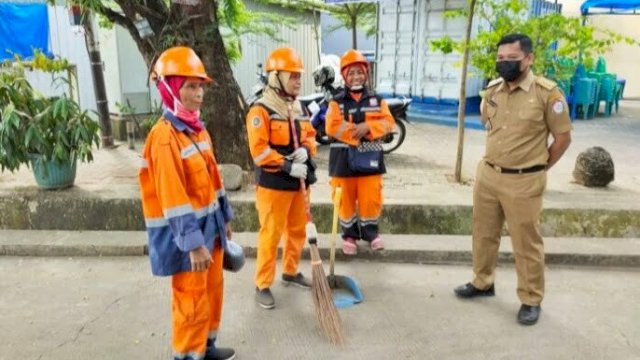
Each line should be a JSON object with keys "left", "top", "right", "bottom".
{"left": 454, "top": 34, "right": 572, "bottom": 325}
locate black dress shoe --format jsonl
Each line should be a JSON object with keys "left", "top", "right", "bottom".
{"left": 454, "top": 282, "right": 495, "bottom": 298}
{"left": 517, "top": 304, "right": 541, "bottom": 325}
{"left": 205, "top": 347, "right": 236, "bottom": 360}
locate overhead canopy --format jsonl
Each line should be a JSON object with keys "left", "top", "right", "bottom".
{"left": 581, "top": 0, "right": 640, "bottom": 15}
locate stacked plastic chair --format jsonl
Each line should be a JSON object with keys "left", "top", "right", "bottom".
{"left": 614, "top": 77, "right": 625, "bottom": 113}
{"left": 573, "top": 77, "right": 598, "bottom": 120}
{"left": 598, "top": 73, "right": 617, "bottom": 117}
{"left": 592, "top": 56, "right": 618, "bottom": 118}
{"left": 551, "top": 57, "right": 576, "bottom": 121}
{"left": 548, "top": 56, "right": 621, "bottom": 120}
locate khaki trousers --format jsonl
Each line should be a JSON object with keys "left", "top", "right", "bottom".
{"left": 471, "top": 162, "right": 547, "bottom": 306}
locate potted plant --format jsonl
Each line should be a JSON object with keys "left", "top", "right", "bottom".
{"left": 0, "top": 61, "right": 100, "bottom": 189}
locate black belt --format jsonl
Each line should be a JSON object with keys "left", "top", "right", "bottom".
{"left": 486, "top": 162, "right": 546, "bottom": 174}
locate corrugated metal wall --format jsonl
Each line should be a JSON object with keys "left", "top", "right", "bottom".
{"left": 15, "top": 1, "right": 319, "bottom": 115}
{"left": 376, "top": 0, "right": 561, "bottom": 103}
{"left": 233, "top": 2, "right": 321, "bottom": 98}
{"left": 376, "top": 0, "right": 485, "bottom": 100}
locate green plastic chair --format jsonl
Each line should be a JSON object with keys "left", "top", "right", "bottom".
{"left": 595, "top": 56, "right": 607, "bottom": 74}
{"left": 587, "top": 71, "right": 603, "bottom": 83}
{"left": 575, "top": 78, "right": 597, "bottom": 120}
{"left": 614, "top": 78, "right": 625, "bottom": 113}
{"left": 557, "top": 79, "right": 572, "bottom": 97}
{"left": 598, "top": 74, "right": 617, "bottom": 117}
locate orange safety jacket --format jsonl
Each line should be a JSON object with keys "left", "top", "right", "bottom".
{"left": 138, "top": 111, "right": 233, "bottom": 276}
{"left": 246, "top": 103, "right": 317, "bottom": 191}
{"left": 325, "top": 89, "right": 395, "bottom": 177}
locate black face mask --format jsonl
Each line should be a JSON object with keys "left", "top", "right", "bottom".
{"left": 496, "top": 60, "right": 523, "bottom": 82}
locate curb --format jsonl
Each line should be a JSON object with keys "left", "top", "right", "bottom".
{"left": 2, "top": 242, "right": 638, "bottom": 268}
{"left": 1, "top": 192, "right": 640, "bottom": 237}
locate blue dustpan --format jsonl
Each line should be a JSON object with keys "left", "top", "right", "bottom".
{"left": 327, "top": 187, "right": 364, "bottom": 309}
{"left": 327, "top": 274, "right": 364, "bottom": 308}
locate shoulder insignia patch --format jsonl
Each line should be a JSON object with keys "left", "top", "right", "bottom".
{"left": 535, "top": 76, "right": 557, "bottom": 90}
{"left": 552, "top": 100, "right": 565, "bottom": 114}
{"left": 486, "top": 78, "right": 504, "bottom": 89}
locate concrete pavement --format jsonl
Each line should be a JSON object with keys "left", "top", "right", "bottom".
{"left": 2, "top": 106, "right": 640, "bottom": 208}
{"left": 0, "top": 257, "right": 638, "bottom": 360}
{"left": 1, "top": 102, "right": 640, "bottom": 236}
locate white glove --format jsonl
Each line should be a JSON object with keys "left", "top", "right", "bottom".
{"left": 288, "top": 162, "right": 308, "bottom": 179}
{"left": 287, "top": 147, "right": 308, "bottom": 164}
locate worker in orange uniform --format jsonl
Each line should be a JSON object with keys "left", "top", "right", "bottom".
{"left": 139, "top": 46, "right": 236, "bottom": 360}
{"left": 325, "top": 49, "right": 395, "bottom": 255}
{"left": 246, "top": 47, "right": 317, "bottom": 309}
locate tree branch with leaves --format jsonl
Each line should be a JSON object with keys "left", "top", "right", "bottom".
{"left": 59, "top": 0, "right": 299, "bottom": 169}
{"left": 430, "top": 0, "right": 639, "bottom": 81}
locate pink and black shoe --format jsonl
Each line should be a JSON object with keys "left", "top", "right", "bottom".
{"left": 342, "top": 237, "right": 357, "bottom": 255}
{"left": 370, "top": 236, "right": 384, "bottom": 251}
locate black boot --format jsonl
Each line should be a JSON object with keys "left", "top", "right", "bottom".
{"left": 205, "top": 338, "right": 236, "bottom": 360}
{"left": 454, "top": 282, "right": 495, "bottom": 298}
{"left": 282, "top": 272, "right": 311, "bottom": 289}
{"left": 517, "top": 304, "right": 541, "bottom": 325}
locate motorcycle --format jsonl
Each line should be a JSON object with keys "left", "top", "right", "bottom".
{"left": 247, "top": 63, "right": 410, "bottom": 154}
{"left": 300, "top": 65, "right": 410, "bottom": 154}
{"left": 246, "top": 63, "right": 267, "bottom": 106}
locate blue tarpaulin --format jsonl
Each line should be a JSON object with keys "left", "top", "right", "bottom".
{"left": 581, "top": 0, "right": 640, "bottom": 15}
{"left": 0, "top": 2, "right": 50, "bottom": 61}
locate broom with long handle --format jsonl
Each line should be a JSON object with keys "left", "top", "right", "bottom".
{"left": 287, "top": 105, "right": 344, "bottom": 345}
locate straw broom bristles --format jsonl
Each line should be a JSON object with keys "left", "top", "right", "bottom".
{"left": 306, "top": 222, "right": 344, "bottom": 345}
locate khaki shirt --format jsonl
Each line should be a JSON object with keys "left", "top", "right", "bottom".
{"left": 480, "top": 70, "right": 573, "bottom": 169}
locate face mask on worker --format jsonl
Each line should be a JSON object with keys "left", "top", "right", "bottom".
{"left": 161, "top": 79, "right": 201, "bottom": 123}
{"left": 495, "top": 60, "right": 524, "bottom": 82}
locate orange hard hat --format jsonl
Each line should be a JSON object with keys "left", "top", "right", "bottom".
{"left": 151, "top": 46, "right": 212, "bottom": 82}
{"left": 265, "top": 47, "right": 304, "bottom": 73}
{"left": 340, "top": 49, "right": 368, "bottom": 72}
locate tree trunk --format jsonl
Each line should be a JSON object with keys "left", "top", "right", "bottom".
{"left": 192, "top": 4, "right": 252, "bottom": 169}
{"left": 454, "top": 0, "right": 477, "bottom": 183}
{"left": 344, "top": 4, "right": 358, "bottom": 49}
{"left": 102, "top": 0, "right": 251, "bottom": 169}
{"left": 82, "top": 13, "right": 114, "bottom": 148}
{"left": 351, "top": 19, "right": 358, "bottom": 50}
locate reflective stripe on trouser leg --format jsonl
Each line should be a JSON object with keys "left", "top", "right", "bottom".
{"left": 471, "top": 162, "right": 505, "bottom": 290}
{"left": 207, "top": 246, "right": 224, "bottom": 338}
{"left": 331, "top": 176, "right": 361, "bottom": 239}
{"left": 172, "top": 247, "right": 223, "bottom": 359}
{"left": 357, "top": 175, "right": 383, "bottom": 241}
{"left": 282, "top": 189, "right": 307, "bottom": 276}
{"left": 255, "top": 186, "right": 294, "bottom": 289}
{"left": 173, "top": 352, "right": 204, "bottom": 360}
{"left": 501, "top": 171, "right": 547, "bottom": 306}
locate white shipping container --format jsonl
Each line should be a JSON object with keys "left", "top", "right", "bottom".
{"left": 376, "top": 0, "right": 484, "bottom": 100}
